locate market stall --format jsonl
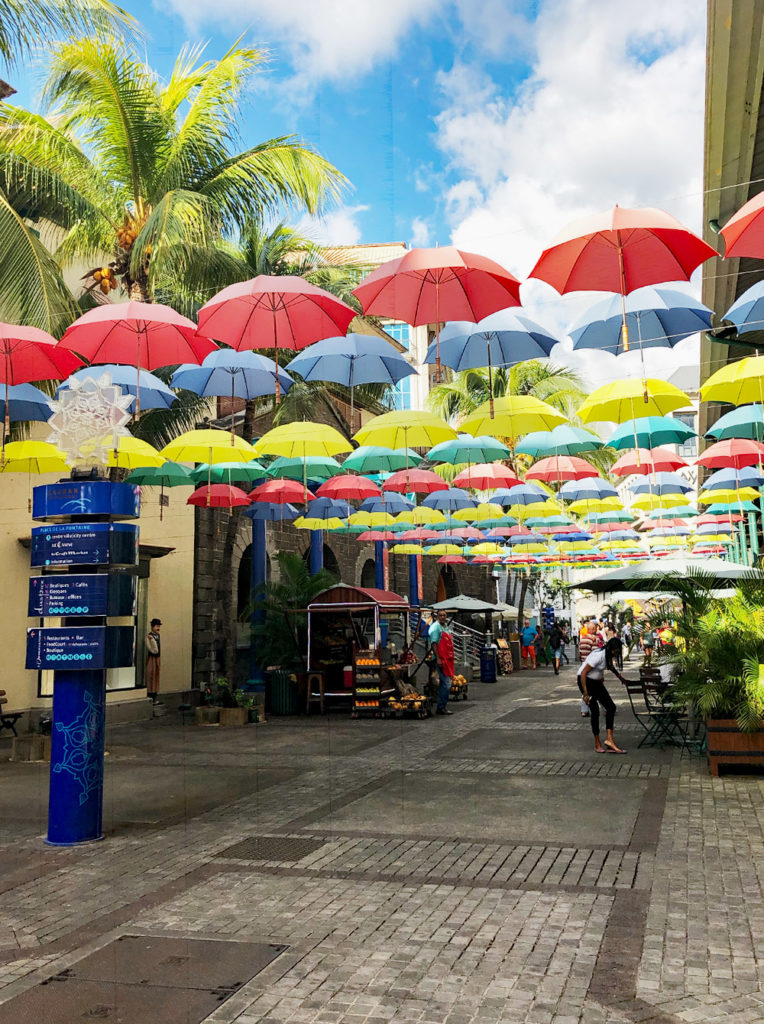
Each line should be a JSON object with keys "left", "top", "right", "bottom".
{"left": 305, "top": 585, "right": 411, "bottom": 715}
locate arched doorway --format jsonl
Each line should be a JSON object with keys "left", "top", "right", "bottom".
{"left": 323, "top": 544, "right": 340, "bottom": 580}
{"left": 360, "top": 558, "right": 376, "bottom": 589}
{"left": 437, "top": 566, "right": 459, "bottom": 603}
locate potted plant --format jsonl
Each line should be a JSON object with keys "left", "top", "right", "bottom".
{"left": 233, "top": 689, "right": 262, "bottom": 723}
{"left": 644, "top": 571, "right": 764, "bottom": 775}
{"left": 195, "top": 677, "right": 233, "bottom": 726}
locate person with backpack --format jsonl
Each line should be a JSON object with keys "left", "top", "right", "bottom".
{"left": 577, "top": 629, "right": 627, "bottom": 754}
{"left": 549, "top": 621, "right": 564, "bottom": 675}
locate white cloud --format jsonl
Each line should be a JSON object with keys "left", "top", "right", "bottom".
{"left": 296, "top": 203, "right": 369, "bottom": 245}
{"left": 410, "top": 216, "right": 431, "bottom": 247}
{"left": 433, "top": 0, "right": 706, "bottom": 389}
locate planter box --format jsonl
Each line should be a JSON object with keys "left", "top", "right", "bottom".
{"left": 219, "top": 707, "right": 249, "bottom": 727}
{"left": 707, "top": 718, "right": 764, "bottom": 776}
{"left": 195, "top": 707, "right": 219, "bottom": 726}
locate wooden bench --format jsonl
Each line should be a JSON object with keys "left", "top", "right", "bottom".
{"left": 0, "top": 690, "right": 22, "bottom": 737}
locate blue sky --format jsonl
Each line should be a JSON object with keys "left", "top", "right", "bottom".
{"left": 15, "top": 0, "right": 709, "bottom": 386}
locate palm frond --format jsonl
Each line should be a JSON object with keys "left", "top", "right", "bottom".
{"left": 0, "top": 0, "right": 135, "bottom": 68}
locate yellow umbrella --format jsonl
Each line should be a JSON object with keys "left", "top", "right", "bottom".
{"left": 390, "top": 543, "right": 426, "bottom": 554}
{"left": 460, "top": 395, "right": 566, "bottom": 439}
{"left": 394, "top": 506, "right": 446, "bottom": 525}
{"left": 353, "top": 410, "right": 456, "bottom": 449}
{"left": 647, "top": 534, "right": 687, "bottom": 546}
{"left": 104, "top": 436, "right": 163, "bottom": 469}
{"left": 451, "top": 502, "right": 504, "bottom": 522}
{"left": 557, "top": 540, "right": 600, "bottom": 552}
{"left": 348, "top": 510, "right": 395, "bottom": 528}
{"left": 699, "top": 356, "right": 764, "bottom": 407}
{"left": 161, "top": 428, "right": 256, "bottom": 465}
{"left": 510, "top": 541, "right": 548, "bottom": 553}
{"left": 691, "top": 533, "right": 732, "bottom": 545}
{"left": 425, "top": 543, "right": 463, "bottom": 555}
{"left": 293, "top": 516, "right": 345, "bottom": 531}
{"left": 630, "top": 492, "right": 689, "bottom": 512}
{"left": 509, "top": 500, "right": 561, "bottom": 518}
{"left": 0, "top": 440, "right": 67, "bottom": 474}
{"left": 470, "top": 541, "right": 506, "bottom": 555}
{"left": 254, "top": 421, "right": 352, "bottom": 459}
{"left": 698, "top": 487, "right": 759, "bottom": 505}
{"left": 577, "top": 378, "right": 690, "bottom": 424}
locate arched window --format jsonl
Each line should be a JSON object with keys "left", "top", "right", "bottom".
{"left": 360, "top": 558, "right": 376, "bottom": 589}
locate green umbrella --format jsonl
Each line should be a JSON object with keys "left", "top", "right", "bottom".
{"left": 584, "top": 509, "right": 634, "bottom": 524}
{"left": 608, "top": 416, "right": 695, "bottom": 450}
{"left": 192, "top": 461, "right": 269, "bottom": 484}
{"left": 428, "top": 434, "right": 511, "bottom": 464}
{"left": 706, "top": 404, "right": 764, "bottom": 442}
{"left": 126, "top": 462, "right": 195, "bottom": 520}
{"left": 267, "top": 455, "right": 341, "bottom": 481}
{"left": 515, "top": 425, "right": 603, "bottom": 457}
{"left": 342, "top": 446, "right": 423, "bottom": 474}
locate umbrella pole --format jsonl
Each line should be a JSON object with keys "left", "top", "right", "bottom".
{"left": 2, "top": 372, "right": 8, "bottom": 467}
{"left": 616, "top": 237, "right": 630, "bottom": 353}
{"left": 274, "top": 341, "right": 281, "bottom": 406}
{"left": 636, "top": 312, "right": 647, "bottom": 383}
{"left": 435, "top": 278, "right": 442, "bottom": 383}
{"left": 231, "top": 374, "right": 236, "bottom": 445}
{"left": 160, "top": 481, "right": 164, "bottom": 522}
{"left": 487, "top": 336, "right": 495, "bottom": 420}
{"left": 349, "top": 358, "right": 355, "bottom": 433}
{"left": 207, "top": 448, "right": 212, "bottom": 508}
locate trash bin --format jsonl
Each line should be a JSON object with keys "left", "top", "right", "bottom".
{"left": 268, "top": 669, "right": 300, "bottom": 715}
{"left": 480, "top": 634, "right": 498, "bottom": 683}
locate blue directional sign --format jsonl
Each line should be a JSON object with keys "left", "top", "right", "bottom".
{"left": 30, "top": 523, "right": 139, "bottom": 567}
{"left": 33, "top": 481, "right": 140, "bottom": 522}
{"left": 28, "top": 573, "right": 137, "bottom": 617}
{"left": 26, "top": 626, "right": 135, "bottom": 671}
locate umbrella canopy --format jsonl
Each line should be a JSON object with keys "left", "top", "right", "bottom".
{"left": 428, "top": 434, "right": 511, "bottom": 464}
{"left": 286, "top": 334, "right": 416, "bottom": 386}
{"left": 197, "top": 276, "right": 355, "bottom": 403}
{"left": 0, "top": 439, "right": 67, "bottom": 474}
{"left": 171, "top": 349, "right": 293, "bottom": 401}
{"left": 559, "top": 476, "right": 618, "bottom": 501}
{"left": 700, "top": 355, "right": 764, "bottom": 407}
{"left": 430, "top": 595, "right": 499, "bottom": 612}
{"left": 629, "top": 472, "right": 692, "bottom": 495}
{"left": 578, "top": 378, "right": 690, "bottom": 424}
{"left": 254, "top": 422, "right": 352, "bottom": 460}
{"left": 608, "top": 416, "right": 695, "bottom": 450}
{"left": 501, "top": 482, "right": 552, "bottom": 505}
{"left": 453, "top": 463, "right": 520, "bottom": 489}
{"left": 394, "top": 506, "right": 447, "bottom": 526}
{"left": 719, "top": 192, "right": 764, "bottom": 258}
{"left": 360, "top": 493, "right": 414, "bottom": 514}
{"left": 105, "top": 436, "right": 163, "bottom": 469}
{"left": 452, "top": 501, "right": 504, "bottom": 522}
{"left": 578, "top": 556, "right": 760, "bottom": 594}
{"left": 397, "top": 528, "right": 441, "bottom": 541}
{"left": 696, "top": 439, "right": 764, "bottom": 470}
{"left": 630, "top": 492, "right": 689, "bottom": 512}
{"left": 187, "top": 484, "right": 250, "bottom": 508}
{"left": 316, "top": 475, "right": 381, "bottom": 501}
{"left": 706, "top": 404, "right": 764, "bottom": 442}
{"left": 422, "top": 487, "right": 477, "bottom": 512}
{"left": 0, "top": 383, "right": 54, "bottom": 422}
{"left": 161, "top": 428, "right": 256, "bottom": 465}
{"left": 698, "top": 487, "right": 759, "bottom": 505}
{"left": 61, "top": 365, "right": 177, "bottom": 411}
{"left": 354, "top": 410, "right": 456, "bottom": 449}
{"left": 437, "top": 554, "right": 468, "bottom": 564}
{"left": 704, "top": 467, "right": 764, "bottom": 490}
{"left": 424, "top": 311, "right": 557, "bottom": 370}
{"left": 294, "top": 515, "right": 345, "bottom": 531}
{"left": 191, "top": 461, "right": 269, "bottom": 485}
{"left": 516, "top": 425, "right": 603, "bottom": 457}
{"left": 302, "top": 497, "right": 349, "bottom": 521}
{"left": 342, "top": 445, "right": 422, "bottom": 473}
{"left": 250, "top": 479, "right": 315, "bottom": 504}
{"left": 244, "top": 501, "right": 299, "bottom": 522}
{"left": 526, "top": 455, "right": 597, "bottom": 483}
{"left": 461, "top": 395, "right": 567, "bottom": 439}
{"left": 127, "top": 463, "right": 194, "bottom": 487}
{"left": 383, "top": 468, "right": 448, "bottom": 494}
{"left": 611, "top": 447, "right": 688, "bottom": 475}
{"left": 267, "top": 456, "right": 341, "bottom": 481}
{"left": 568, "top": 496, "right": 624, "bottom": 515}
{"left": 569, "top": 285, "right": 712, "bottom": 356}
{"left": 719, "top": 281, "right": 764, "bottom": 341}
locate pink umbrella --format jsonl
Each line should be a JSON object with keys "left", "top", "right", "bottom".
{"left": 453, "top": 463, "right": 520, "bottom": 489}
{"left": 720, "top": 193, "right": 764, "bottom": 258}
{"left": 437, "top": 555, "right": 467, "bottom": 564}
{"left": 352, "top": 247, "right": 521, "bottom": 380}
{"left": 525, "top": 455, "right": 596, "bottom": 483}
{"left": 0, "top": 323, "right": 83, "bottom": 462}
{"left": 187, "top": 484, "right": 250, "bottom": 509}
{"left": 529, "top": 206, "right": 716, "bottom": 353}
{"left": 696, "top": 439, "right": 764, "bottom": 470}
{"left": 611, "top": 447, "right": 688, "bottom": 476}
{"left": 316, "top": 475, "right": 381, "bottom": 501}
{"left": 250, "top": 478, "right": 316, "bottom": 504}
{"left": 397, "top": 528, "right": 440, "bottom": 541}
{"left": 383, "top": 468, "right": 448, "bottom": 494}
{"left": 197, "top": 276, "right": 356, "bottom": 403}
{"left": 58, "top": 302, "right": 215, "bottom": 415}
{"left": 357, "top": 530, "right": 397, "bottom": 542}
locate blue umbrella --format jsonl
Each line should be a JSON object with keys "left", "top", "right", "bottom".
{"left": 706, "top": 404, "right": 764, "bottom": 441}
{"left": 286, "top": 334, "right": 417, "bottom": 421}
{"left": 509, "top": 532, "right": 546, "bottom": 545}
{"left": 501, "top": 483, "right": 550, "bottom": 506}
{"left": 559, "top": 477, "right": 618, "bottom": 501}
{"left": 422, "top": 487, "right": 477, "bottom": 512}
{"left": 243, "top": 502, "right": 299, "bottom": 522}
{"left": 703, "top": 467, "right": 764, "bottom": 490}
{"left": 648, "top": 525, "right": 692, "bottom": 537}
{"left": 550, "top": 530, "right": 594, "bottom": 542}
{"left": 569, "top": 286, "right": 712, "bottom": 356}
{"left": 0, "top": 383, "right": 54, "bottom": 422}
{"left": 696, "top": 521, "right": 734, "bottom": 535}
{"left": 608, "top": 529, "right": 640, "bottom": 541}
{"left": 629, "top": 472, "right": 692, "bottom": 495}
{"left": 360, "top": 493, "right": 414, "bottom": 514}
{"left": 305, "top": 497, "right": 348, "bottom": 520}
{"left": 171, "top": 349, "right": 293, "bottom": 401}
{"left": 721, "top": 280, "right": 764, "bottom": 338}
{"left": 59, "top": 365, "right": 176, "bottom": 411}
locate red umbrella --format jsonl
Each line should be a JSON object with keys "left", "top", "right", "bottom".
{"left": 529, "top": 206, "right": 716, "bottom": 353}
{"left": 720, "top": 193, "right": 764, "bottom": 258}
{"left": 0, "top": 323, "right": 84, "bottom": 461}
{"left": 383, "top": 468, "right": 448, "bottom": 494}
{"left": 697, "top": 512, "right": 744, "bottom": 525}
{"left": 250, "top": 479, "right": 316, "bottom": 504}
{"left": 352, "top": 246, "right": 521, "bottom": 380}
{"left": 611, "top": 447, "right": 689, "bottom": 476}
{"left": 450, "top": 526, "right": 484, "bottom": 540}
{"left": 58, "top": 302, "right": 214, "bottom": 415}
{"left": 696, "top": 439, "right": 764, "bottom": 470}
{"left": 397, "top": 528, "right": 440, "bottom": 541}
{"left": 187, "top": 484, "right": 250, "bottom": 508}
{"left": 357, "top": 530, "right": 397, "bottom": 542}
{"left": 197, "top": 276, "right": 356, "bottom": 403}
{"left": 437, "top": 555, "right": 467, "bottom": 564}
{"left": 453, "top": 463, "right": 520, "bottom": 489}
{"left": 525, "top": 455, "right": 595, "bottom": 483}
{"left": 588, "top": 521, "right": 635, "bottom": 533}
{"left": 316, "top": 475, "right": 381, "bottom": 501}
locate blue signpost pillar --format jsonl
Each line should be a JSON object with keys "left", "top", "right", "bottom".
{"left": 249, "top": 516, "right": 267, "bottom": 683}
{"left": 374, "top": 541, "right": 385, "bottom": 590}
{"left": 309, "top": 529, "right": 323, "bottom": 575}
{"left": 408, "top": 554, "right": 419, "bottom": 607}
{"left": 27, "top": 481, "right": 139, "bottom": 846}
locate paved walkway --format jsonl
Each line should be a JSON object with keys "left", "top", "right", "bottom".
{"left": 0, "top": 661, "right": 763, "bottom": 1023}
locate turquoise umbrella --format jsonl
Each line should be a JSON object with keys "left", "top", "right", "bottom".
{"left": 126, "top": 462, "right": 194, "bottom": 519}
{"left": 516, "top": 425, "right": 603, "bottom": 457}
{"left": 343, "top": 446, "right": 423, "bottom": 473}
{"left": 706, "top": 404, "right": 764, "bottom": 441}
{"left": 267, "top": 455, "right": 342, "bottom": 481}
{"left": 608, "top": 416, "right": 695, "bottom": 450}
{"left": 428, "top": 434, "right": 511, "bottom": 464}
{"left": 191, "top": 461, "right": 270, "bottom": 485}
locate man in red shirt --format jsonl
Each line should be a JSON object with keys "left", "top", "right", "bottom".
{"left": 428, "top": 609, "right": 455, "bottom": 716}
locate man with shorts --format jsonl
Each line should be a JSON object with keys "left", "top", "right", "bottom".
{"left": 520, "top": 618, "right": 537, "bottom": 669}
{"left": 428, "top": 609, "right": 455, "bottom": 715}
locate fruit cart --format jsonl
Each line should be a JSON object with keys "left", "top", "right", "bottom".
{"left": 450, "top": 673, "right": 469, "bottom": 701}
{"left": 352, "top": 653, "right": 383, "bottom": 717}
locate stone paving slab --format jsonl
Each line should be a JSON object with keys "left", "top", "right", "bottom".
{"left": 434, "top": 727, "right": 668, "bottom": 764}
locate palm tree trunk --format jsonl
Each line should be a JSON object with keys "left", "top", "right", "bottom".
{"left": 129, "top": 278, "right": 148, "bottom": 302}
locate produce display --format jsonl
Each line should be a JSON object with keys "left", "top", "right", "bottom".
{"left": 352, "top": 654, "right": 382, "bottom": 717}
{"left": 450, "top": 673, "right": 469, "bottom": 700}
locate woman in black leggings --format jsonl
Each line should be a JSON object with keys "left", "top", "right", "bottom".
{"left": 577, "top": 633, "right": 626, "bottom": 754}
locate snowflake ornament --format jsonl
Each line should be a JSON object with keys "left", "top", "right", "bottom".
{"left": 47, "top": 372, "right": 133, "bottom": 465}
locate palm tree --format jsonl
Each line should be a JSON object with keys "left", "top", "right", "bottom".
{"left": 0, "top": 37, "right": 347, "bottom": 329}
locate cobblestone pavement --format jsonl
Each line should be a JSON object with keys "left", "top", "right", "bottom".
{"left": 0, "top": 662, "right": 763, "bottom": 1023}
